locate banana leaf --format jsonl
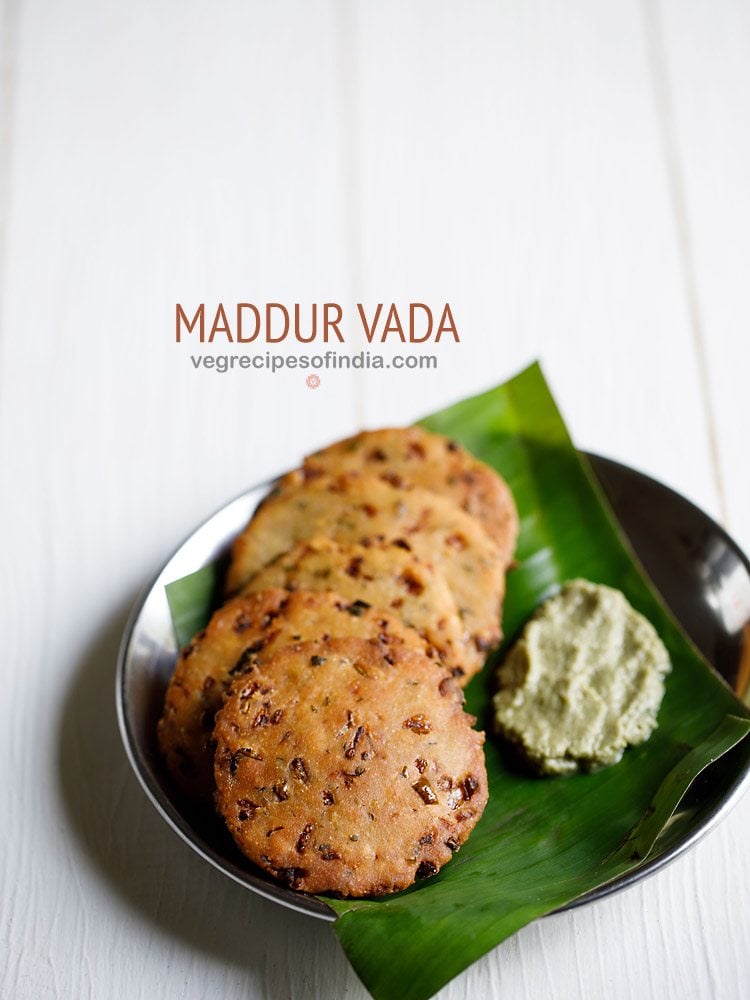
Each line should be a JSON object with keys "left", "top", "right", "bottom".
{"left": 165, "top": 362, "right": 750, "bottom": 1000}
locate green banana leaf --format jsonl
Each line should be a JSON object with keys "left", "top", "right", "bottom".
{"left": 165, "top": 362, "right": 750, "bottom": 1000}
{"left": 166, "top": 565, "right": 221, "bottom": 651}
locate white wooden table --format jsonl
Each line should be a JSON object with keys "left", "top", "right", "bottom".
{"left": 2, "top": 2, "right": 748, "bottom": 998}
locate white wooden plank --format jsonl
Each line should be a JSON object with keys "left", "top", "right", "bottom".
{"left": 0, "top": 2, "right": 361, "bottom": 999}
{"left": 642, "top": 5, "right": 750, "bottom": 999}
{"left": 345, "top": 0, "right": 722, "bottom": 520}
{"left": 656, "top": 0, "right": 750, "bottom": 555}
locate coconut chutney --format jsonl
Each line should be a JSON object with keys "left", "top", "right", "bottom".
{"left": 493, "top": 579, "right": 671, "bottom": 775}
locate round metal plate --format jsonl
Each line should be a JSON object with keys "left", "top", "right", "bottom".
{"left": 115, "top": 454, "right": 750, "bottom": 920}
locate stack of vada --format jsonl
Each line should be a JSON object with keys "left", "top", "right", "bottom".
{"left": 158, "top": 427, "right": 517, "bottom": 897}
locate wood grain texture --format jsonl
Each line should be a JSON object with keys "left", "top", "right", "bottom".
{"left": 657, "top": 0, "right": 750, "bottom": 556}
{"left": 0, "top": 1, "right": 747, "bottom": 999}
{"left": 345, "top": 1, "right": 718, "bottom": 508}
